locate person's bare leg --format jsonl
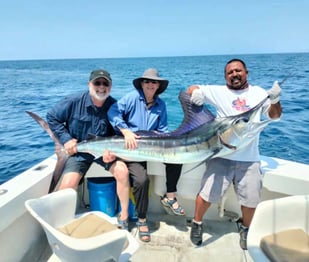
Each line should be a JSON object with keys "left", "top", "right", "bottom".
{"left": 239, "top": 205, "right": 255, "bottom": 250}
{"left": 58, "top": 172, "right": 81, "bottom": 190}
{"left": 110, "top": 161, "right": 130, "bottom": 220}
{"left": 193, "top": 194, "right": 211, "bottom": 222}
{"left": 241, "top": 206, "right": 255, "bottom": 227}
{"left": 190, "top": 194, "right": 212, "bottom": 245}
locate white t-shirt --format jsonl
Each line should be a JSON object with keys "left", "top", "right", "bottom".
{"left": 198, "top": 84, "right": 270, "bottom": 162}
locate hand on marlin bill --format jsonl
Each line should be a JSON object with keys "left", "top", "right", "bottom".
{"left": 64, "top": 138, "right": 78, "bottom": 155}
{"left": 267, "top": 80, "right": 282, "bottom": 104}
{"left": 190, "top": 88, "right": 204, "bottom": 106}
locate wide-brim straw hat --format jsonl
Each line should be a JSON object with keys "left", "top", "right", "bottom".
{"left": 133, "top": 68, "right": 169, "bottom": 95}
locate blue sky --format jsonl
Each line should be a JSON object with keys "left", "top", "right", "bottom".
{"left": 1, "top": 0, "right": 309, "bottom": 60}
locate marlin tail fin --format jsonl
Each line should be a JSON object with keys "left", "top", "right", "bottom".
{"left": 26, "top": 111, "right": 68, "bottom": 193}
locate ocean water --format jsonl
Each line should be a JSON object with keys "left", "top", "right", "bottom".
{"left": 1, "top": 53, "right": 308, "bottom": 184}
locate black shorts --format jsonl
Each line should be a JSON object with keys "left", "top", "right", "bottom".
{"left": 62, "top": 156, "right": 116, "bottom": 178}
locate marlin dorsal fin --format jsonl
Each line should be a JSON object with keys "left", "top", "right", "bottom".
{"left": 170, "top": 91, "right": 215, "bottom": 135}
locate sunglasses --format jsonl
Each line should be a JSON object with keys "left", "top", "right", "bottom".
{"left": 93, "top": 81, "right": 110, "bottom": 87}
{"left": 142, "top": 79, "right": 159, "bottom": 84}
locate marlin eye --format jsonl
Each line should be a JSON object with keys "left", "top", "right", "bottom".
{"left": 234, "top": 117, "right": 249, "bottom": 124}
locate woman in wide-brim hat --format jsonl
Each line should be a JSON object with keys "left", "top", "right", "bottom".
{"left": 133, "top": 68, "right": 169, "bottom": 95}
{"left": 106, "top": 68, "right": 185, "bottom": 243}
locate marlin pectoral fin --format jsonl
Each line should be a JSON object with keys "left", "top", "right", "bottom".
{"left": 219, "top": 135, "right": 237, "bottom": 150}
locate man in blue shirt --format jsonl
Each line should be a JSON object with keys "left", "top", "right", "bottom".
{"left": 46, "top": 69, "right": 116, "bottom": 190}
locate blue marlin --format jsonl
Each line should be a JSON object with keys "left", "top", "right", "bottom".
{"left": 26, "top": 91, "right": 272, "bottom": 192}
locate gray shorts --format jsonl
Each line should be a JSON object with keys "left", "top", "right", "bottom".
{"left": 199, "top": 158, "right": 262, "bottom": 208}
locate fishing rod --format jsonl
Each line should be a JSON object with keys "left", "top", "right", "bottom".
{"left": 279, "top": 72, "right": 294, "bottom": 86}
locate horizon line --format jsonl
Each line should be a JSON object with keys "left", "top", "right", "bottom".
{"left": 0, "top": 51, "right": 308, "bottom": 62}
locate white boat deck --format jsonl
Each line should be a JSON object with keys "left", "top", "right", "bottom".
{"left": 26, "top": 211, "right": 253, "bottom": 262}
{"left": 129, "top": 213, "right": 253, "bottom": 262}
{"left": 3, "top": 154, "right": 309, "bottom": 262}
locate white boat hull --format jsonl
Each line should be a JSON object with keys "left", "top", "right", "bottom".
{"left": 1, "top": 154, "right": 309, "bottom": 261}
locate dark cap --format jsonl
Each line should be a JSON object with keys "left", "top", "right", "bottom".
{"left": 89, "top": 69, "right": 112, "bottom": 83}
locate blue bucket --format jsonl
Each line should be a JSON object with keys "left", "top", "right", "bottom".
{"left": 128, "top": 198, "right": 138, "bottom": 221}
{"left": 128, "top": 187, "right": 138, "bottom": 221}
{"left": 87, "top": 177, "right": 117, "bottom": 217}
{"left": 117, "top": 187, "right": 138, "bottom": 221}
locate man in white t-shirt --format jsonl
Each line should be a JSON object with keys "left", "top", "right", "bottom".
{"left": 187, "top": 58, "right": 282, "bottom": 250}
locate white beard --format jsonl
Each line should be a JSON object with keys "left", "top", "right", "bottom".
{"left": 90, "top": 88, "right": 110, "bottom": 102}
{"left": 93, "top": 92, "right": 110, "bottom": 101}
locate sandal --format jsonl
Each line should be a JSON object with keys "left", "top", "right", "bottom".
{"left": 117, "top": 214, "right": 128, "bottom": 230}
{"left": 136, "top": 220, "right": 151, "bottom": 242}
{"left": 160, "top": 194, "right": 185, "bottom": 216}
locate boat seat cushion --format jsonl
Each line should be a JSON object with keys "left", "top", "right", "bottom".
{"left": 260, "top": 229, "right": 309, "bottom": 262}
{"left": 58, "top": 213, "right": 118, "bottom": 238}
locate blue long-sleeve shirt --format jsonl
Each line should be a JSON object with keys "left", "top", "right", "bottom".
{"left": 46, "top": 91, "right": 116, "bottom": 161}
{"left": 108, "top": 89, "right": 168, "bottom": 134}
